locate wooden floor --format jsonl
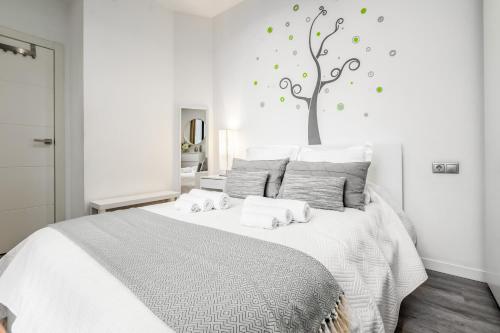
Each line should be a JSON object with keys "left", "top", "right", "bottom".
{"left": 397, "top": 270, "right": 500, "bottom": 333}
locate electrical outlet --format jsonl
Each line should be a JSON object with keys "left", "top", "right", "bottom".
{"left": 432, "top": 163, "right": 446, "bottom": 174}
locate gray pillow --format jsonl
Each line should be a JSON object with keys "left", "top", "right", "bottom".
{"left": 280, "top": 174, "right": 346, "bottom": 211}
{"left": 231, "top": 158, "right": 289, "bottom": 198}
{"left": 224, "top": 170, "right": 269, "bottom": 199}
{"left": 280, "top": 161, "right": 371, "bottom": 210}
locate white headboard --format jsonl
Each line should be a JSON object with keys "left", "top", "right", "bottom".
{"left": 367, "top": 144, "right": 403, "bottom": 210}
{"left": 244, "top": 143, "right": 404, "bottom": 210}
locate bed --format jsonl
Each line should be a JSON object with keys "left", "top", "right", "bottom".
{"left": 0, "top": 144, "right": 427, "bottom": 333}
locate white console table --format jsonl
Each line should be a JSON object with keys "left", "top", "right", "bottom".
{"left": 89, "top": 190, "right": 180, "bottom": 214}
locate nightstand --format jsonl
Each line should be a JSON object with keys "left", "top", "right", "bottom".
{"left": 89, "top": 190, "right": 180, "bottom": 214}
{"left": 199, "top": 175, "right": 226, "bottom": 192}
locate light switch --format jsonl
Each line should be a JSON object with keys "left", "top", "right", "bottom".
{"left": 446, "top": 163, "right": 460, "bottom": 174}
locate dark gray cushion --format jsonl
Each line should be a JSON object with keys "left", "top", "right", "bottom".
{"left": 280, "top": 174, "right": 346, "bottom": 211}
{"left": 224, "top": 170, "right": 269, "bottom": 199}
{"left": 231, "top": 158, "right": 289, "bottom": 198}
{"left": 280, "top": 161, "right": 371, "bottom": 210}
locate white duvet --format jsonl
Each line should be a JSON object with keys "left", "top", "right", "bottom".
{"left": 0, "top": 190, "right": 427, "bottom": 333}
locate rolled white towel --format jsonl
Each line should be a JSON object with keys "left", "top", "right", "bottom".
{"left": 240, "top": 212, "right": 279, "bottom": 230}
{"left": 174, "top": 197, "right": 201, "bottom": 213}
{"left": 242, "top": 202, "right": 292, "bottom": 226}
{"left": 245, "top": 196, "right": 312, "bottom": 223}
{"left": 190, "top": 189, "right": 231, "bottom": 210}
{"left": 179, "top": 194, "right": 213, "bottom": 212}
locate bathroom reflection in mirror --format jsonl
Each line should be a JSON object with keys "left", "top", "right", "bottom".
{"left": 180, "top": 108, "right": 209, "bottom": 193}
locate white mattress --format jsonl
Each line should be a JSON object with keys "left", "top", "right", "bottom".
{"left": 0, "top": 190, "right": 427, "bottom": 333}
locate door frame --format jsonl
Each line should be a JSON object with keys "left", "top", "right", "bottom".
{"left": 0, "top": 26, "right": 65, "bottom": 222}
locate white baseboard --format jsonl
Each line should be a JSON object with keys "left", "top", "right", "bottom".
{"left": 422, "top": 257, "right": 486, "bottom": 282}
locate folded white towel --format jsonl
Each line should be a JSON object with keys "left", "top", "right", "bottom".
{"left": 190, "top": 189, "right": 231, "bottom": 210}
{"left": 242, "top": 203, "right": 292, "bottom": 226}
{"left": 240, "top": 212, "right": 279, "bottom": 230}
{"left": 179, "top": 194, "right": 213, "bottom": 212}
{"left": 245, "top": 196, "right": 312, "bottom": 223}
{"left": 174, "top": 197, "right": 201, "bottom": 213}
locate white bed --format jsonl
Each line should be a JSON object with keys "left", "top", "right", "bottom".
{"left": 0, "top": 144, "right": 427, "bottom": 333}
{"left": 0, "top": 188, "right": 426, "bottom": 333}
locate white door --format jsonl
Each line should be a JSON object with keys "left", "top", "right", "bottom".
{"left": 0, "top": 35, "right": 55, "bottom": 254}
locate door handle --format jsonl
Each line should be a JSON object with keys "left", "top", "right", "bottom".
{"left": 34, "top": 138, "right": 53, "bottom": 145}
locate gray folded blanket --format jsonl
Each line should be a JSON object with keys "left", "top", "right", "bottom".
{"left": 2, "top": 209, "right": 349, "bottom": 332}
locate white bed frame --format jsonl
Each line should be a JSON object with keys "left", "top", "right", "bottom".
{"left": 367, "top": 144, "right": 403, "bottom": 210}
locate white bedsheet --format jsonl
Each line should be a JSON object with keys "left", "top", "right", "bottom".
{"left": 0, "top": 191, "right": 426, "bottom": 333}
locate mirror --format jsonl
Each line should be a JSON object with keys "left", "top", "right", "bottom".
{"left": 184, "top": 119, "right": 206, "bottom": 145}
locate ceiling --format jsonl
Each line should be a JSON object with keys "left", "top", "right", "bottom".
{"left": 158, "top": 0, "right": 245, "bottom": 18}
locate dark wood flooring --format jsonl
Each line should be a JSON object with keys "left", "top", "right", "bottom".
{"left": 397, "top": 270, "right": 500, "bottom": 333}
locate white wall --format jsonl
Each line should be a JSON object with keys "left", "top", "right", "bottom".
{"left": 173, "top": 13, "right": 213, "bottom": 189}
{"left": 83, "top": 0, "right": 175, "bottom": 205}
{"left": 213, "top": 0, "right": 485, "bottom": 280}
{"left": 67, "top": 0, "right": 85, "bottom": 218}
{"left": 484, "top": 0, "right": 500, "bottom": 302}
{"left": 0, "top": 0, "right": 85, "bottom": 218}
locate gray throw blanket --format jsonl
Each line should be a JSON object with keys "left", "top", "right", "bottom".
{"left": 5, "top": 209, "right": 345, "bottom": 332}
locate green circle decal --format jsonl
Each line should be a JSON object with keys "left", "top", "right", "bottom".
{"left": 352, "top": 36, "right": 360, "bottom": 44}
{"left": 337, "top": 103, "right": 345, "bottom": 111}
{"left": 293, "top": 4, "right": 300, "bottom": 11}
{"left": 253, "top": 80, "right": 258, "bottom": 86}
{"left": 274, "top": 64, "right": 279, "bottom": 70}
{"left": 376, "top": 86, "right": 384, "bottom": 93}
{"left": 316, "top": 32, "right": 321, "bottom": 37}
{"left": 303, "top": 72, "right": 308, "bottom": 78}
{"left": 267, "top": 26, "right": 273, "bottom": 33}
{"left": 361, "top": 8, "right": 367, "bottom": 14}
{"left": 289, "top": 35, "right": 294, "bottom": 40}
{"left": 280, "top": 96, "right": 286, "bottom": 102}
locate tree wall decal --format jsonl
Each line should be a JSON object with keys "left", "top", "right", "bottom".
{"left": 279, "top": 6, "right": 361, "bottom": 145}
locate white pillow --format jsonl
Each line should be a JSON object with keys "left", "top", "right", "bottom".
{"left": 246, "top": 146, "right": 300, "bottom": 161}
{"left": 298, "top": 143, "right": 373, "bottom": 163}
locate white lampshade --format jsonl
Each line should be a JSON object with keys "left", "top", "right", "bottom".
{"left": 219, "top": 129, "right": 237, "bottom": 173}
